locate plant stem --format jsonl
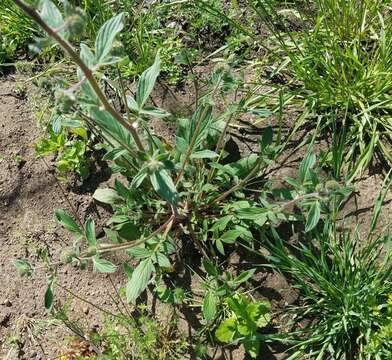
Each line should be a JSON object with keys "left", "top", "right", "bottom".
{"left": 175, "top": 106, "right": 209, "bottom": 184}
{"left": 82, "top": 215, "right": 175, "bottom": 256}
{"left": 205, "top": 155, "right": 265, "bottom": 208}
{"left": 13, "top": 0, "right": 145, "bottom": 153}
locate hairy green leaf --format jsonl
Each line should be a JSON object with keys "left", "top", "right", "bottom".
{"left": 55, "top": 209, "right": 82, "bottom": 235}
{"left": 93, "top": 188, "right": 122, "bottom": 205}
{"left": 93, "top": 257, "right": 117, "bottom": 273}
{"left": 85, "top": 217, "right": 97, "bottom": 246}
{"left": 126, "top": 258, "right": 154, "bottom": 303}
{"left": 40, "top": 0, "right": 64, "bottom": 32}
{"left": 203, "top": 291, "right": 218, "bottom": 322}
{"left": 137, "top": 52, "right": 161, "bottom": 108}
{"left": 95, "top": 13, "right": 124, "bottom": 64}
{"left": 191, "top": 150, "right": 219, "bottom": 159}
{"left": 150, "top": 168, "right": 178, "bottom": 205}
{"left": 305, "top": 201, "right": 320, "bottom": 232}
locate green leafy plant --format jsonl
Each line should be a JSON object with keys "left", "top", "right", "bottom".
{"left": 215, "top": 294, "right": 270, "bottom": 358}
{"left": 35, "top": 121, "right": 91, "bottom": 179}
{"left": 55, "top": 303, "right": 187, "bottom": 360}
{"left": 10, "top": 2, "right": 361, "bottom": 358}
{"left": 365, "top": 294, "right": 392, "bottom": 359}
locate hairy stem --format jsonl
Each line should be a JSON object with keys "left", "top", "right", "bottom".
{"left": 13, "top": 0, "right": 145, "bottom": 152}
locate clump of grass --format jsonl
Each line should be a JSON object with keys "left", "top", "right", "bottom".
{"left": 250, "top": 0, "right": 392, "bottom": 179}
{"left": 264, "top": 180, "right": 392, "bottom": 359}
{"left": 0, "top": 0, "right": 39, "bottom": 63}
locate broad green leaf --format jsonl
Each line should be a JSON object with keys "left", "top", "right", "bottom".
{"left": 244, "top": 337, "right": 260, "bottom": 358}
{"left": 140, "top": 107, "right": 170, "bottom": 118}
{"left": 78, "top": 43, "right": 95, "bottom": 79}
{"left": 150, "top": 168, "right": 178, "bottom": 205}
{"left": 203, "top": 260, "right": 218, "bottom": 277}
{"left": 95, "top": 13, "right": 125, "bottom": 64}
{"left": 215, "top": 317, "right": 237, "bottom": 343}
{"left": 93, "top": 257, "right": 117, "bottom": 273}
{"left": 305, "top": 201, "right": 320, "bottom": 232}
{"left": 126, "top": 259, "right": 154, "bottom": 303}
{"left": 250, "top": 301, "right": 271, "bottom": 327}
{"left": 154, "top": 252, "right": 171, "bottom": 268}
{"left": 103, "top": 148, "right": 128, "bottom": 161}
{"left": 123, "top": 262, "right": 134, "bottom": 278}
{"left": 137, "top": 52, "right": 161, "bottom": 108}
{"left": 80, "top": 43, "right": 95, "bottom": 69}
{"left": 156, "top": 286, "right": 175, "bottom": 304}
{"left": 236, "top": 207, "right": 268, "bottom": 221}
{"left": 44, "top": 280, "right": 54, "bottom": 310}
{"left": 126, "top": 95, "right": 139, "bottom": 112}
{"left": 40, "top": 0, "right": 64, "bottom": 32}
{"left": 216, "top": 239, "right": 225, "bottom": 255}
{"left": 260, "top": 126, "right": 273, "bottom": 150}
{"left": 220, "top": 230, "right": 242, "bottom": 244}
{"left": 89, "top": 107, "right": 133, "bottom": 149}
{"left": 203, "top": 291, "right": 218, "bottom": 322}
{"left": 130, "top": 167, "right": 148, "bottom": 188}
{"left": 299, "top": 152, "right": 316, "bottom": 182}
{"left": 12, "top": 259, "right": 32, "bottom": 277}
{"left": 55, "top": 209, "right": 82, "bottom": 235}
{"left": 104, "top": 228, "right": 120, "bottom": 243}
{"left": 233, "top": 269, "right": 256, "bottom": 285}
{"left": 93, "top": 188, "right": 122, "bottom": 205}
{"left": 85, "top": 217, "right": 97, "bottom": 246}
{"left": 231, "top": 154, "right": 259, "bottom": 177}
{"left": 117, "top": 222, "right": 140, "bottom": 241}
{"left": 191, "top": 150, "right": 219, "bottom": 159}
{"left": 126, "top": 246, "right": 152, "bottom": 259}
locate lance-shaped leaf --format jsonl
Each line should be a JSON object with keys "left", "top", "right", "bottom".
{"left": 93, "top": 257, "right": 117, "bottom": 273}
{"left": 55, "top": 209, "right": 82, "bottom": 235}
{"left": 93, "top": 188, "right": 123, "bottom": 205}
{"left": 136, "top": 52, "right": 161, "bottom": 108}
{"left": 150, "top": 168, "right": 179, "bottom": 205}
{"left": 126, "top": 258, "right": 154, "bottom": 303}
{"left": 90, "top": 107, "right": 133, "bottom": 149}
{"left": 203, "top": 291, "right": 218, "bottom": 322}
{"left": 85, "top": 217, "right": 97, "bottom": 246}
{"left": 95, "top": 13, "right": 125, "bottom": 64}
{"left": 40, "top": 0, "right": 64, "bottom": 32}
{"left": 305, "top": 201, "right": 321, "bottom": 232}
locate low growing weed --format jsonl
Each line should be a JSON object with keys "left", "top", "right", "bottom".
{"left": 9, "top": 0, "right": 381, "bottom": 358}
{"left": 263, "top": 178, "right": 392, "bottom": 359}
